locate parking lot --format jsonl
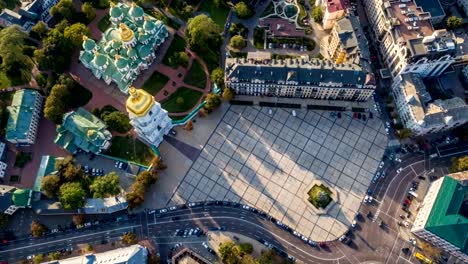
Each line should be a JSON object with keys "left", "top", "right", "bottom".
{"left": 169, "top": 106, "right": 388, "bottom": 241}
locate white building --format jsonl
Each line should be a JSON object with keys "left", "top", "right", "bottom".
{"left": 5, "top": 89, "right": 43, "bottom": 145}
{"left": 392, "top": 73, "right": 468, "bottom": 135}
{"left": 411, "top": 173, "right": 468, "bottom": 263}
{"left": 362, "top": 0, "right": 456, "bottom": 79}
{"left": 43, "top": 244, "right": 148, "bottom": 263}
{"left": 126, "top": 87, "right": 172, "bottom": 147}
{"left": 225, "top": 57, "right": 376, "bottom": 101}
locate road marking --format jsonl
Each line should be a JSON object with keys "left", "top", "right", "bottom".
{"left": 385, "top": 230, "right": 401, "bottom": 264}
{"left": 0, "top": 225, "right": 140, "bottom": 254}
{"left": 149, "top": 217, "right": 345, "bottom": 261}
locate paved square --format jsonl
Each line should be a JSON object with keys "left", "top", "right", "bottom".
{"left": 170, "top": 106, "right": 387, "bottom": 241}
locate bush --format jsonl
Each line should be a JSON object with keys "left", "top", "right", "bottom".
{"left": 447, "top": 16, "right": 462, "bottom": 29}
{"left": 449, "top": 156, "right": 468, "bottom": 173}
{"left": 31, "top": 221, "right": 47, "bottom": 237}
{"left": 41, "top": 175, "right": 61, "bottom": 198}
{"left": 237, "top": 243, "right": 253, "bottom": 254}
{"left": 36, "top": 72, "right": 48, "bottom": 88}
{"left": 203, "top": 93, "right": 222, "bottom": 113}
{"left": 312, "top": 6, "right": 324, "bottom": 23}
{"left": 308, "top": 184, "right": 332, "bottom": 209}
{"left": 222, "top": 88, "right": 234, "bottom": 101}
{"left": 233, "top": 2, "right": 252, "bottom": 18}
{"left": 230, "top": 35, "right": 246, "bottom": 50}
{"left": 211, "top": 67, "right": 224, "bottom": 86}
{"left": 59, "top": 182, "right": 86, "bottom": 209}
{"left": 176, "top": 97, "right": 184, "bottom": 105}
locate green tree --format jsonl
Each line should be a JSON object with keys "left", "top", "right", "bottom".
{"left": 257, "top": 249, "right": 276, "bottom": 264}
{"left": 48, "top": 252, "right": 60, "bottom": 260}
{"left": 176, "top": 97, "right": 184, "bottom": 105}
{"left": 204, "top": 93, "right": 222, "bottom": 113}
{"left": 103, "top": 111, "right": 132, "bottom": 133}
{"left": 31, "top": 221, "right": 46, "bottom": 237}
{"left": 89, "top": 172, "right": 120, "bottom": 198}
{"left": 447, "top": 16, "right": 462, "bottom": 29}
{"left": 44, "top": 84, "right": 68, "bottom": 123}
{"left": 0, "top": 213, "right": 8, "bottom": 230}
{"left": 121, "top": 232, "right": 137, "bottom": 245}
{"left": 81, "top": 2, "right": 96, "bottom": 22}
{"left": 211, "top": 67, "right": 224, "bottom": 86}
{"left": 41, "top": 174, "right": 61, "bottom": 198}
{"left": 312, "top": 6, "right": 324, "bottom": 23}
{"left": 397, "top": 128, "right": 412, "bottom": 139}
{"left": 64, "top": 23, "right": 90, "bottom": 46}
{"left": 31, "top": 21, "right": 48, "bottom": 39}
{"left": 59, "top": 182, "right": 86, "bottom": 209}
{"left": 126, "top": 182, "right": 146, "bottom": 209}
{"left": 186, "top": 14, "right": 223, "bottom": 54}
{"left": 233, "top": 2, "right": 252, "bottom": 18}
{"left": 50, "top": 0, "right": 76, "bottom": 22}
{"left": 33, "top": 254, "right": 44, "bottom": 264}
{"left": 222, "top": 88, "right": 234, "bottom": 101}
{"left": 169, "top": 51, "right": 189, "bottom": 67}
{"left": 240, "top": 254, "right": 255, "bottom": 264}
{"left": 36, "top": 72, "right": 48, "bottom": 88}
{"left": 136, "top": 170, "right": 158, "bottom": 186}
{"left": 449, "top": 156, "right": 468, "bottom": 173}
{"left": 62, "top": 163, "right": 84, "bottom": 182}
{"left": 219, "top": 241, "right": 240, "bottom": 264}
{"left": 230, "top": 35, "right": 246, "bottom": 49}
{"left": 237, "top": 243, "right": 253, "bottom": 255}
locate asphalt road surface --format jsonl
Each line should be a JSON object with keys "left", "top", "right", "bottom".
{"left": 1, "top": 144, "right": 466, "bottom": 264}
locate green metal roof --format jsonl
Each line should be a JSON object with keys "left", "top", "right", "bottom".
{"left": 83, "top": 38, "right": 96, "bottom": 51}
{"left": 12, "top": 189, "right": 32, "bottom": 207}
{"left": 6, "top": 89, "right": 41, "bottom": 143}
{"left": 34, "top": 156, "right": 62, "bottom": 192}
{"left": 110, "top": 5, "right": 122, "bottom": 18}
{"left": 425, "top": 176, "right": 468, "bottom": 254}
{"left": 129, "top": 5, "right": 144, "bottom": 18}
{"left": 54, "top": 108, "right": 112, "bottom": 154}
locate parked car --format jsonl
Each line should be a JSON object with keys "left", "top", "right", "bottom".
{"left": 397, "top": 168, "right": 403, "bottom": 174}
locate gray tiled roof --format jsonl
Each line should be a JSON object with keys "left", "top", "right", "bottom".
{"left": 225, "top": 57, "right": 373, "bottom": 88}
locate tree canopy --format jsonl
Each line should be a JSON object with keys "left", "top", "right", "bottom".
{"left": 82, "top": 2, "right": 96, "bottom": 22}
{"left": 64, "top": 23, "right": 90, "bottom": 46}
{"left": 312, "top": 6, "right": 324, "bottom": 23}
{"left": 449, "top": 156, "right": 468, "bottom": 173}
{"left": 31, "top": 221, "right": 47, "bottom": 237}
{"left": 121, "top": 232, "right": 137, "bottom": 245}
{"left": 211, "top": 67, "right": 224, "bottom": 86}
{"left": 204, "top": 93, "right": 222, "bottom": 113}
{"left": 219, "top": 241, "right": 240, "bottom": 264}
{"left": 60, "top": 182, "right": 86, "bottom": 209}
{"left": 31, "top": 21, "right": 49, "bottom": 40}
{"left": 230, "top": 35, "right": 246, "bottom": 50}
{"left": 447, "top": 16, "right": 462, "bottom": 29}
{"left": 222, "top": 88, "right": 234, "bottom": 101}
{"left": 233, "top": 2, "right": 252, "bottom": 19}
{"left": 41, "top": 175, "right": 61, "bottom": 198}
{"left": 89, "top": 172, "right": 120, "bottom": 198}
{"left": 136, "top": 170, "right": 158, "bottom": 186}
{"left": 103, "top": 111, "right": 132, "bottom": 133}
{"left": 0, "top": 25, "right": 34, "bottom": 85}
{"left": 186, "top": 14, "right": 223, "bottom": 55}
{"left": 50, "top": 0, "right": 76, "bottom": 22}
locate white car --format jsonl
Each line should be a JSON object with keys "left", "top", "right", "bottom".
{"left": 397, "top": 168, "right": 403, "bottom": 174}
{"left": 169, "top": 206, "right": 177, "bottom": 211}
{"left": 188, "top": 202, "right": 196, "bottom": 207}
{"left": 84, "top": 222, "right": 92, "bottom": 227}
{"left": 293, "top": 231, "right": 301, "bottom": 237}
{"left": 202, "top": 242, "right": 209, "bottom": 249}
{"left": 51, "top": 229, "right": 59, "bottom": 233}
{"left": 395, "top": 158, "right": 402, "bottom": 163}
{"left": 381, "top": 172, "right": 386, "bottom": 178}
{"left": 27, "top": 255, "right": 35, "bottom": 260}
{"left": 242, "top": 205, "right": 250, "bottom": 210}
{"left": 364, "top": 195, "right": 373, "bottom": 204}
{"left": 385, "top": 128, "right": 389, "bottom": 134}
{"left": 385, "top": 121, "right": 390, "bottom": 127}
{"left": 351, "top": 220, "right": 357, "bottom": 228}
{"left": 379, "top": 161, "right": 384, "bottom": 168}
{"left": 159, "top": 208, "right": 168, "bottom": 213}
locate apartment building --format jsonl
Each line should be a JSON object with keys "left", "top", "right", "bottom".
{"left": 225, "top": 57, "right": 376, "bottom": 101}
{"left": 362, "top": 0, "right": 456, "bottom": 79}
{"left": 321, "top": 15, "right": 371, "bottom": 70}
{"left": 411, "top": 173, "right": 468, "bottom": 263}
{"left": 392, "top": 73, "right": 468, "bottom": 135}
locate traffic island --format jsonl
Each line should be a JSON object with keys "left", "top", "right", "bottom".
{"left": 305, "top": 180, "right": 339, "bottom": 215}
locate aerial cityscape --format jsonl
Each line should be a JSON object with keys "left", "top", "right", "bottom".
{"left": 0, "top": 0, "right": 467, "bottom": 263}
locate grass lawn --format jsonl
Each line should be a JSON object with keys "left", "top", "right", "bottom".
{"left": 142, "top": 71, "right": 170, "bottom": 95}
{"left": 161, "top": 87, "right": 203, "bottom": 113}
{"left": 162, "top": 35, "right": 187, "bottom": 67}
{"left": 98, "top": 14, "right": 111, "bottom": 32}
{"left": 308, "top": 184, "right": 332, "bottom": 209}
{"left": 183, "top": 60, "right": 206, "bottom": 88}
{"left": 199, "top": 0, "right": 230, "bottom": 27}
{"left": 0, "top": 71, "right": 11, "bottom": 90}
{"left": 104, "top": 136, "right": 155, "bottom": 166}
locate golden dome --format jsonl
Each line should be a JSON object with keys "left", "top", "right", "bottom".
{"left": 126, "top": 87, "right": 155, "bottom": 117}
{"left": 83, "top": 35, "right": 88, "bottom": 41}
{"left": 119, "top": 23, "right": 134, "bottom": 42}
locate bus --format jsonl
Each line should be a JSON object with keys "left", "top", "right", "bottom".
{"left": 414, "top": 252, "right": 432, "bottom": 264}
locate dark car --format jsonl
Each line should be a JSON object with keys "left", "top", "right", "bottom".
{"left": 402, "top": 247, "right": 410, "bottom": 254}
{"left": 358, "top": 113, "right": 362, "bottom": 119}
{"left": 337, "top": 112, "right": 342, "bottom": 118}
{"left": 369, "top": 112, "right": 373, "bottom": 119}
{"left": 171, "top": 216, "right": 181, "bottom": 221}
{"left": 362, "top": 114, "right": 367, "bottom": 121}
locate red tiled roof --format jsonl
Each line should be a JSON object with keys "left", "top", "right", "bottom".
{"left": 326, "top": 0, "right": 349, "bottom": 13}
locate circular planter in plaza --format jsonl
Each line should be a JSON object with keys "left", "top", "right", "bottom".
{"left": 304, "top": 180, "right": 339, "bottom": 215}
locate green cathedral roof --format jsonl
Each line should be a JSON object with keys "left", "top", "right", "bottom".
{"left": 110, "top": 5, "right": 122, "bottom": 18}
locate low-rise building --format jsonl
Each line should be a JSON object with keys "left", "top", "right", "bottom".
{"left": 320, "top": 0, "right": 347, "bottom": 30}
{"left": 79, "top": 2, "right": 169, "bottom": 94}
{"left": 54, "top": 108, "right": 112, "bottom": 154}
{"left": 320, "top": 15, "right": 370, "bottom": 70}
{"left": 392, "top": 73, "right": 468, "bottom": 135}
{"left": 411, "top": 173, "right": 468, "bottom": 263}
{"left": 172, "top": 247, "right": 211, "bottom": 264}
{"left": 0, "top": 0, "right": 58, "bottom": 31}
{"left": 225, "top": 57, "right": 376, "bottom": 101}
{"left": 126, "top": 87, "right": 172, "bottom": 148}
{"left": 0, "top": 187, "right": 33, "bottom": 215}
{"left": 5, "top": 89, "right": 43, "bottom": 146}
{"left": 43, "top": 244, "right": 147, "bottom": 263}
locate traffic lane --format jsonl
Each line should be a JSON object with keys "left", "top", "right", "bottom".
{"left": 150, "top": 215, "right": 343, "bottom": 264}
{"left": 385, "top": 169, "right": 416, "bottom": 218}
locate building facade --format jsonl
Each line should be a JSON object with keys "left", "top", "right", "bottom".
{"left": 5, "top": 89, "right": 43, "bottom": 145}
{"left": 321, "top": 15, "right": 370, "bottom": 70}
{"left": 225, "top": 57, "right": 376, "bottom": 101}
{"left": 319, "top": 0, "right": 347, "bottom": 30}
{"left": 79, "top": 2, "right": 169, "bottom": 94}
{"left": 0, "top": 0, "right": 58, "bottom": 31}
{"left": 362, "top": 0, "right": 456, "bottom": 79}
{"left": 43, "top": 244, "right": 147, "bottom": 263}
{"left": 392, "top": 73, "right": 468, "bottom": 135}
{"left": 54, "top": 108, "right": 112, "bottom": 154}
{"left": 411, "top": 174, "right": 468, "bottom": 263}
{"left": 126, "top": 87, "right": 172, "bottom": 147}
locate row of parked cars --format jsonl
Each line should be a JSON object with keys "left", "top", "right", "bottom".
{"left": 84, "top": 165, "right": 104, "bottom": 176}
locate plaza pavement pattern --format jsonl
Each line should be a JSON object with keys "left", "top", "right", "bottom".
{"left": 169, "top": 106, "right": 388, "bottom": 241}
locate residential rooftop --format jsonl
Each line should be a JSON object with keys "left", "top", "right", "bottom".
{"left": 385, "top": 0, "right": 433, "bottom": 42}
{"left": 334, "top": 15, "right": 370, "bottom": 68}
{"left": 5, "top": 89, "right": 42, "bottom": 143}
{"left": 43, "top": 244, "right": 147, "bottom": 263}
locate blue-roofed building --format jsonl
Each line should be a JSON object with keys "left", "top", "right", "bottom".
{"left": 54, "top": 108, "right": 112, "bottom": 154}
{"left": 5, "top": 89, "right": 43, "bottom": 146}
{"left": 42, "top": 244, "right": 147, "bottom": 263}
{"left": 0, "top": 0, "right": 58, "bottom": 32}
{"left": 414, "top": 0, "right": 446, "bottom": 24}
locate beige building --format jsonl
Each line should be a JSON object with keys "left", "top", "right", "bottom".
{"left": 225, "top": 56, "right": 376, "bottom": 101}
